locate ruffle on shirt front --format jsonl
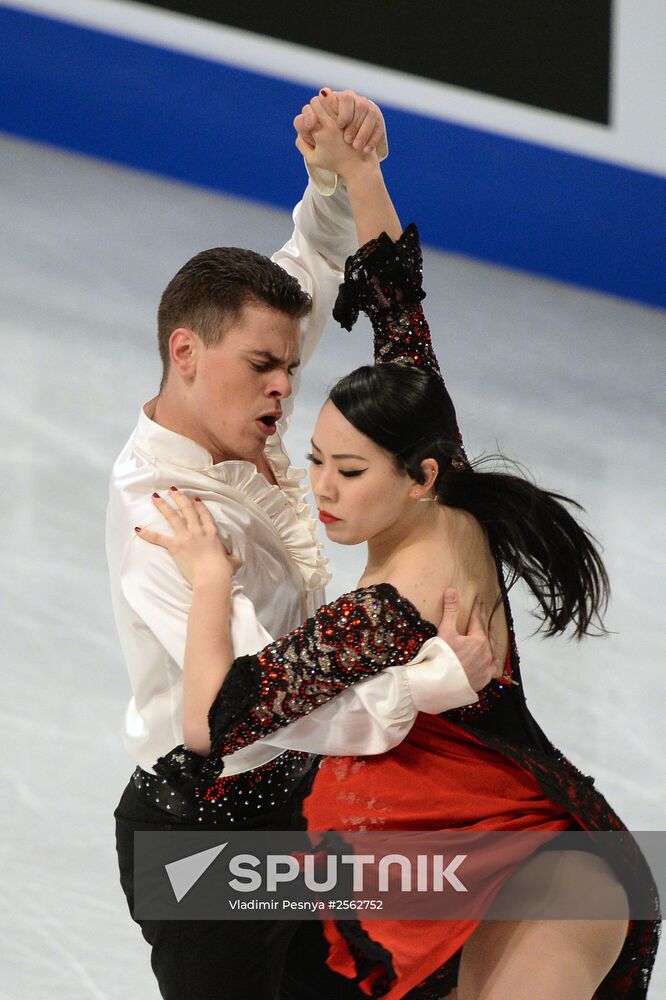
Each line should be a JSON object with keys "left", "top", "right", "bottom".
{"left": 210, "top": 431, "right": 331, "bottom": 593}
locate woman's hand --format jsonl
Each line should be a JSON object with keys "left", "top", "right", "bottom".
{"left": 135, "top": 487, "right": 241, "bottom": 588}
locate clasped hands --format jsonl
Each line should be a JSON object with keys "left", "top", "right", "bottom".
{"left": 294, "top": 87, "right": 386, "bottom": 179}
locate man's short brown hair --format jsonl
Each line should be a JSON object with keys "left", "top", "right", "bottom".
{"left": 157, "top": 247, "right": 312, "bottom": 387}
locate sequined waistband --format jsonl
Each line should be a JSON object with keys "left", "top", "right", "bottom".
{"left": 132, "top": 749, "right": 317, "bottom": 825}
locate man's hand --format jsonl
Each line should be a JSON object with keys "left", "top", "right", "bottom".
{"left": 294, "top": 87, "right": 386, "bottom": 155}
{"left": 437, "top": 589, "right": 501, "bottom": 692}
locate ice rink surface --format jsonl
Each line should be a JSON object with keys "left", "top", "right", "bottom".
{"left": 1, "top": 132, "right": 664, "bottom": 997}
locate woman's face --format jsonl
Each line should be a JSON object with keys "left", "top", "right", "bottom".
{"left": 307, "top": 400, "right": 416, "bottom": 546}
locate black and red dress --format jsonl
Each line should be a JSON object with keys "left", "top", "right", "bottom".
{"left": 157, "top": 227, "right": 659, "bottom": 999}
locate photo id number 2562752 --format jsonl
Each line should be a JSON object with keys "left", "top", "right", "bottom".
{"left": 324, "top": 899, "right": 383, "bottom": 911}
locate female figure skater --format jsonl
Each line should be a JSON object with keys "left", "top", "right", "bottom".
{"left": 140, "top": 98, "right": 659, "bottom": 998}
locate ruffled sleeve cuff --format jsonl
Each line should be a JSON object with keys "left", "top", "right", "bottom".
{"left": 153, "top": 744, "right": 209, "bottom": 794}
{"left": 333, "top": 223, "right": 425, "bottom": 332}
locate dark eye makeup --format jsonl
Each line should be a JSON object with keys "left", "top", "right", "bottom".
{"left": 305, "top": 453, "right": 365, "bottom": 478}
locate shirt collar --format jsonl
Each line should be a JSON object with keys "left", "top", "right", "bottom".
{"left": 135, "top": 399, "right": 218, "bottom": 470}
{"left": 132, "top": 400, "right": 331, "bottom": 592}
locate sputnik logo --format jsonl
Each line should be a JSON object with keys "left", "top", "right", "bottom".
{"left": 165, "top": 843, "right": 228, "bottom": 902}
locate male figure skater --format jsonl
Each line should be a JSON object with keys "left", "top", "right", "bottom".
{"left": 108, "top": 89, "right": 494, "bottom": 999}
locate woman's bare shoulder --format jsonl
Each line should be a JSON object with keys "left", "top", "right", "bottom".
{"left": 381, "top": 569, "right": 446, "bottom": 629}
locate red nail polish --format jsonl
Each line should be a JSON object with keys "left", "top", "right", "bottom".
{"left": 134, "top": 526, "right": 142, "bottom": 533}
{"left": 169, "top": 485, "right": 178, "bottom": 491}
{"left": 194, "top": 497, "right": 202, "bottom": 502}
{"left": 152, "top": 492, "right": 160, "bottom": 498}
{"left": 320, "top": 88, "right": 330, "bottom": 96}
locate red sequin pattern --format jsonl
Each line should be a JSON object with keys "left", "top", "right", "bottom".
{"left": 215, "top": 584, "right": 436, "bottom": 757}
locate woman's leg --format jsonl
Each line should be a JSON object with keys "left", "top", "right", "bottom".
{"left": 457, "top": 850, "right": 629, "bottom": 1000}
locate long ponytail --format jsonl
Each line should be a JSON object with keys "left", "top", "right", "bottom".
{"left": 329, "top": 364, "right": 610, "bottom": 639}
{"left": 440, "top": 465, "right": 609, "bottom": 638}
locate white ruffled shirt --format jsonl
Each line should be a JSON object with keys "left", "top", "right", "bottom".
{"left": 106, "top": 179, "right": 478, "bottom": 778}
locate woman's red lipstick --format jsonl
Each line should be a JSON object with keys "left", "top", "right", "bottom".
{"left": 319, "top": 510, "right": 341, "bottom": 524}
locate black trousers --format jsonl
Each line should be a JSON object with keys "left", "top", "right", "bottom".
{"left": 115, "top": 775, "right": 308, "bottom": 1000}
{"left": 281, "top": 921, "right": 367, "bottom": 1000}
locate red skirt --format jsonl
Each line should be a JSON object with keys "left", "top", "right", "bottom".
{"left": 305, "top": 712, "right": 576, "bottom": 999}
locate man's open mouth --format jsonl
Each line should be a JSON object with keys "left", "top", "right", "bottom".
{"left": 257, "top": 413, "right": 280, "bottom": 434}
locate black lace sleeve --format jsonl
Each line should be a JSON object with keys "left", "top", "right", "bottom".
{"left": 333, "top": 223, "right": 441, "bottom": 377}
{"left": 333, "top": 224, "right": 468, "bottom": 470}
{"left": 209, "top": 583, "right": 435, "bottom": 757}
{"left": 153, "top": 583, "right": 435, "bottom": 791}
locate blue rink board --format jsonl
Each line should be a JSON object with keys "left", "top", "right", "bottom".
{"left": 1, "top": 4, "right": 664, "bottom": 308}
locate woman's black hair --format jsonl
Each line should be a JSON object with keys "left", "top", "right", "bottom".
{"left": 329, "top": 364, "right": 609, "bottom": 639}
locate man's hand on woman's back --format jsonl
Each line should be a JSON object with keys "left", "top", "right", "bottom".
{"left": 438, "top": 589, "right": 501, "bottom": 692}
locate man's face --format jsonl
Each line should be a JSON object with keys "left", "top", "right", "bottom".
{"left": 186, "top": 303, "right": 301, "bottom": 464}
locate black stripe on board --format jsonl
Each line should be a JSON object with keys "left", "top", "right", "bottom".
{"left": 137, "top": 0, "right": 612, "bottom": 124}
